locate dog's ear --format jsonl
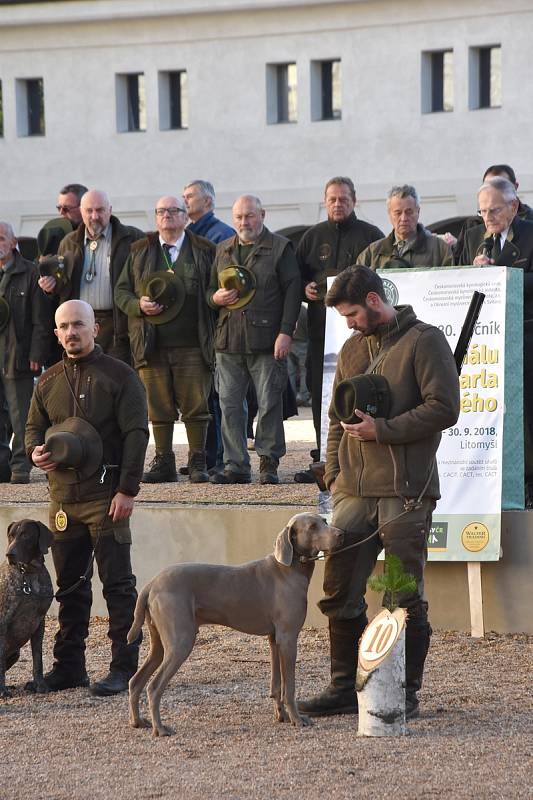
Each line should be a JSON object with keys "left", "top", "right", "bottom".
{"left": 274, "top": 525, "right": 293, "bottom": 566}
{"left": 7, "top": 521, "right": 17, "bottom": 538}
{"left": 36, "top": 522, "right": 54, "bottom": 554}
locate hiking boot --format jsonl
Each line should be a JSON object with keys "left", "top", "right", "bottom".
{"left": 210, "top": 470, "right": 251, "bottom": 485}
{"left": 90, "top": 670, "right": 130, "bottom": 697}
{"left": 44, "top": 665, "right": 90, "bottom": 692}
{"left": 293, "top": 467, "right": 315, "bottom": 484}
{"left": 189, "top": 451, "right": 209, "bottom": 483}
{"left": 142, "top": 453, "right": 177, "bottom": 483}
{"left": 298, "top": 616, "right": 367, "bottom": 717}
{"left": 10, "top": 473, "right": 30, "bottom": 484}
{"left": 405, "top": 690, "right": 420, "bottom": 719}
{"left": 259, "top": 456, "right": 279, "bottom": 485}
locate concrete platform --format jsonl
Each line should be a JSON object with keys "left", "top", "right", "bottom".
{"left": 3, "top": 409, "right": 532, "bottom": 633}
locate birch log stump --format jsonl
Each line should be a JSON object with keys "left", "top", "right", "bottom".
{"left": 356, "top": 608, "right": 407, "bottom": 737}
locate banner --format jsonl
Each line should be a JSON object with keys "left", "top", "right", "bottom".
{"left": 322, "top": 266, "right": 523, "bottom": 561}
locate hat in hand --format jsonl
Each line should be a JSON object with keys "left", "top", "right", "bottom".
{"left": 143, "top": 271, "right": 186, "bottom": 325}
{"left": 44, "top": 417, "right": 103, "bottom": 484}
{"left": 218, "top": 265, "right": 256, "bottom": 310}
{"left": 333, "top": 374, "right": 391, "bottom": 425}
{"left": 37, "top": 217, "right": 74, "bottom": 257}
{"left": 38, "top": 252, "right": 73, "bottom": 291}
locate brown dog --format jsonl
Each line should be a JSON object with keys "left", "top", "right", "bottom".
{"left": 0, "top": 519, "right": 54, "bottom": 697}
{"left": 127, "top": 513, "right": 343, "bottom": 737}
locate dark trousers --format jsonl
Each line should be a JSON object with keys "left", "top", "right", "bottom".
{"left": 306, "top": 336, "right": 325, "bottom": 451}
{"left": 50, "top": 513, "right": 139, "bottom": 676}
{"left": 0, "top": 374, "right": 34, "bottom": 476}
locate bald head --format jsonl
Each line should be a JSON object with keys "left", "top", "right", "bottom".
{"left": 232, "top": 195, "right": 265, "bottom": 244}
{"left": 80, "top": 190, "right": 112, "bottom": 238}
{"left": 155, "top": 195, "right": 188, "bottom": 243}
{"left": 55, "top": 300, "right": 98, "bottom": 359}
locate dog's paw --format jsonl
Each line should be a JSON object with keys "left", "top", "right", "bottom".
{"left": 25, "top": 679, "right": 49, "bottom": 694}
{"left": 130, "top": 716, "right": 151, "bottom": 730}
{"left": 274, "top": 706, "right": 289, "bottom": 723}
{"left": 153, "top": 724, "right": 173, "bottom": 738}
{"left": 291, "top": 713, "right": 312, "bottom": 728}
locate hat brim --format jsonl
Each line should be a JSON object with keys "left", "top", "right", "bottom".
{"left": 45, "top": 417, "right": 103, "bottom": 484}
{"left": 219, "top": 266, "right": 257, "bottom": 310}
{"left": 38, "top": 252, "right": 73, "bottom": 291}
{"left": 143, "top": 271, "right": 186, "bottom": 325}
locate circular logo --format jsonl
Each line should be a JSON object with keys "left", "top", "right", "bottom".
{"left": 319, "top": 243, "right": 332, "bottom": 261}
{"left": 381, "top": 277, "right": 399, "bottom": 306}
{"left": 358, "top": 608, "right": 406, "bottom": 673}
{"left": 461, "top": 522, "right": 490, "bottom": 553}
{"left": 55, "top": 510, "right": 68, "bottom": 532}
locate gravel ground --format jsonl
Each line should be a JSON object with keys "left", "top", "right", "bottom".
{"left": 1, "top": 619, "right": 531, "bottom": 800}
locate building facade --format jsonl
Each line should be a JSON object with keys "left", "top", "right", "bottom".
{"left": 0, "top": 0, "right": 531, "bottom": 235}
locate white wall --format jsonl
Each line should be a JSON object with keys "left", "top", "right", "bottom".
{"left": 0, "top": 0, "right": 532, "bottom": 236}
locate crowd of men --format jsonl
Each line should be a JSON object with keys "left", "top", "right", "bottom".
{"left": 4, "top": 165, "right": 531, "bottom": 707}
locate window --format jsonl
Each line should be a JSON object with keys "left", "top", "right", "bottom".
{"left": 15, "top": 77, "right": 45, "bottom": 136}
{"left": 116, "top": 72, "right": 146, "bottom": 132}
{"left": 421, "top": 50, "right": 453, "bottom": 113}
{"left": 0, "top": 81, "right": 3, "bottom": 137}
{"left": 469, "top": 45, "right": 501, "bottom": 109}
{"left": 266, "top": 63, "right": 297, "bottom": 124}
{"left": 311, "top": 59, "right": 342, "bottom": 120}
{"left": 158, "top": 70, "right": 188, "bottom": 130}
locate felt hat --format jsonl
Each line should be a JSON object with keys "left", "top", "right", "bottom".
{"left": 38, "top": 252, "right": 73, "bottom": 291}
{"left": 44, "top": 417, "right": 103, "bottom": 484}
{"left": 218, "top": 265, "right": 256, "bottom": 310}
{"left": 333, "top": 374, "right": 391, "bottom": 425}
{"left": 0, "top": 297, "right": 10, "bottom": 335}
{"left": 37, "top": 217, "right": 74, "bottom": 257}
{"left": 143, "top": 271, "right": 186, "bottom": 325}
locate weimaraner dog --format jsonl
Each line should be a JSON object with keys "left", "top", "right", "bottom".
{"left": 127, "top": 512, "right": 343, "bottom": 737}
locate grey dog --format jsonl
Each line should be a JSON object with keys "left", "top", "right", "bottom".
{"left": 0, "top": 519, "right": 54, "bottom": 697}
{"left": 127, "top": 512, "right": 343, "bottom": 737}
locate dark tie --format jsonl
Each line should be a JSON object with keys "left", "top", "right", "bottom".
{"left": 162, "top": 243, "right": 173, "bottom": 267}
{"left": 492, "top": 234, "right": 502, "bottom": 260}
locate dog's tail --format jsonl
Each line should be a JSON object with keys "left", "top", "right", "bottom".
{"left": 127, "top": 582, "right": 150, "bottom": 644}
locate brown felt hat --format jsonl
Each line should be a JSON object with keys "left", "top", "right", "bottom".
{"left": 38, "top": 252, "right": 73, "bottom": 291}
{"left": 333, "top": 374, "right": 391, "bottom": 424}
{"left": 44, "top": 417, "right": 103, "bottom": 484}
{"left": 218, "top": 265, "right": 256, "bottom": 310}
{"left": 143, "top": 271, "right": 186, "bottom": 324}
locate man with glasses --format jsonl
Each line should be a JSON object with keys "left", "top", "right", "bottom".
{"left": 115, "top": 196, "right": 215, "bottom": 484}
{"left": 38, "top": 189, "right": 143, "bottom": 363}
{"left": 458, "top": 176, "right": 533, "bottom": 505}
{"left": 56, "top": 183, "right": 88, "bottom": 229}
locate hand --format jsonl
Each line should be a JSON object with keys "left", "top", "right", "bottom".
{"left": 212, "top": 287, "right": 239, "bottom": 307}
{"left": 439, "top": 232, "right": 457, "bottom": 247}
{"left": 274, "top": 333, "right": 292, "bottom": 360}
{"left": 31, "top": 444, "right": 58, "bottom": 473}
{"left": 304, "top": 281, "right": 319, "bottom": 302}
{"left": 30, "top": 361, "right": 41, "bottom": 373}
{"left": 473, "top": 254, "right": 492, "bottom": 267}
{"left": 109, "top": 492, "right": 135, "bottom": 522}
{"left": 38, "top": 275, "right": 57, "bottom": 294}
{"left": 341, "top": 409, "right": 377, "bottom": 441}
{"left": 140, "top": 295, "right": 164, "bottom": 316}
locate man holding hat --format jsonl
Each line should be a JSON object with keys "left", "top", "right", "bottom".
{"left": 38, "top": 189, "right": 143, "bottom": 363}
{"left": 0, "top": 221, "right": 54, "bottom": 484}
{"left": 298, "top": 266, "right": 459, "bottom": 720}
{"left": 207, "top": 195, "right": 301, "bottom": 485}
{"left": 114, "top": 195, "right": 215, "bottom": 483}
{"left": 25, "top": 299, "right": 149, "bottom": 696}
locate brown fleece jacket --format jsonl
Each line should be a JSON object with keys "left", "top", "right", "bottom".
{"left": 325, "top": 305, "right": 460, "bottom": 500}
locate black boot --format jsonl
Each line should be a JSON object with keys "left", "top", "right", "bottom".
{"left": 405, "top": 605, "right": 431, "bottom": 720}
{"left": 189, "top": 451, "right": 209, "bottom": 483}
{"left": 142, "top": 452, "right": 177, "bottom": 483}
{"left": 298, "top": 615, "right": 368, "bottom": 717}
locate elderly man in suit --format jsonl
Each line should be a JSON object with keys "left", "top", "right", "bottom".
{"left": 458, "top": 176, "right": 533, "bottom": 505}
